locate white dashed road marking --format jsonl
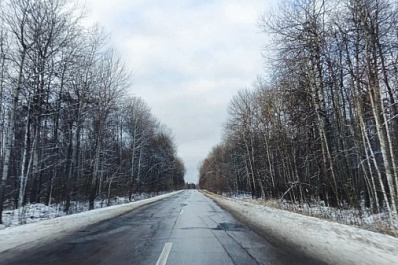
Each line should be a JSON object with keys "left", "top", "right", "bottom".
{"left": 155, "top": 242, "right": 172, "bottom": 265}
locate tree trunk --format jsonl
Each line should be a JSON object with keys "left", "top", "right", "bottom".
{"left": 0, "top": 51, "right": 26, "bottom": 224}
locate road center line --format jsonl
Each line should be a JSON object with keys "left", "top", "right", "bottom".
{"left": 155, "top": 242, "right": 173, "bottom": 265}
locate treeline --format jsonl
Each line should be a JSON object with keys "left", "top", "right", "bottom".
{"left": 199, "top": 0, "right": 398, "bottom": 222}
{"left": 0, "top": 0, "right": 185, "bottom": 224}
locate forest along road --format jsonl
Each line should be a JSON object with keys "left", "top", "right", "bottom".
{"left": 0, "top": 190, "right": 323, "bottom": 265}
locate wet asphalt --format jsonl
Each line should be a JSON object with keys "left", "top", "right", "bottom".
{"left": 0, "top": 190, "right": 323, "bottom": 265}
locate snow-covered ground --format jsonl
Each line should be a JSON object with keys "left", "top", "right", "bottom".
{"left": 0, "top": 190, "right": 183, "bottom": 253}
{"left": 1, "top": 192, "right": 169, "bottom": 228}
{"left": 204, "top": 191, "right": 398, "bottom": 265}
{"left": 224, "top": 192, "right": 396, "bottom": 235}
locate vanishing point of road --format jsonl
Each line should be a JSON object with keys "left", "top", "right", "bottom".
{"left": 1, "top": 190, "right": 322, "bottom": 265}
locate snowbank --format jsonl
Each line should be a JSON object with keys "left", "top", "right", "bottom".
{"left": 204, "top": 191, "right": 398, "bottom": 265}
{"left": 0, "top": 190, "right": 183, "bottom": 253}
{"left": 2, "top": 192, "right": 172, "bottom": 227}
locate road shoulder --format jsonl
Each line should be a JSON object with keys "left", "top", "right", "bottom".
{"left": 202, "top": 190, "right": 398, "bottom": 265}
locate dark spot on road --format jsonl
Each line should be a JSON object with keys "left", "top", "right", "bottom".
{"left": 180, "top": 227, "right": 209, "bottom": 230}
{"left": 180, "top": 223, "right": 243, "bottom": 232}
{"left": 214, "top": 223, "right": 242, "bottom": 231}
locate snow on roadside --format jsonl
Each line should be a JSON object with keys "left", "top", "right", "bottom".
{"left": 1, "top": 192, "right": 171, "bottom": 228}
{"left": 204, "top": 191, "right": 398, "bottom": 265}
{"left": 234, "top": 196, "right": 396, "bottom": 234}
{"left": 2, "top": 203, "right": 66, "bottom": 228}
{"left": 0, "top": 190, "right": 183, "bottom": 253}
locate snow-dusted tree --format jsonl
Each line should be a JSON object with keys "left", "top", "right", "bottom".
{"left": 87, "top": 50, "right": 130, "bottom": 210}
{"left": 121, "top": 97, "right": 155, "bottom": 200}
{"left": 0, "top": 0, "right": 185, "bottom": 224}
{"left": 0, "top": 0, "right": 41, "bottom": 224}
{"left": 201, "top": 0, "right": 398, "bottom": 229}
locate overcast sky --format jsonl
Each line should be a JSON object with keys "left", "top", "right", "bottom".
{"left": 85, "top": 0, "right": 277, "bottom": 184}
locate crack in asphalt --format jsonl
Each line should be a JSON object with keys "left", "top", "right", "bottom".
{"left": 206, "top": 214, "right": 261, "bottom": 265}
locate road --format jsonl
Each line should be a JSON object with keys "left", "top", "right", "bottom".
{"left": 1, "top": 190, "right": 322, "bottom": 265}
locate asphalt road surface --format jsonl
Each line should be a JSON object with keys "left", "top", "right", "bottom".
{"left": 1, "top": 190, "right": 323, "bottom": 265}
